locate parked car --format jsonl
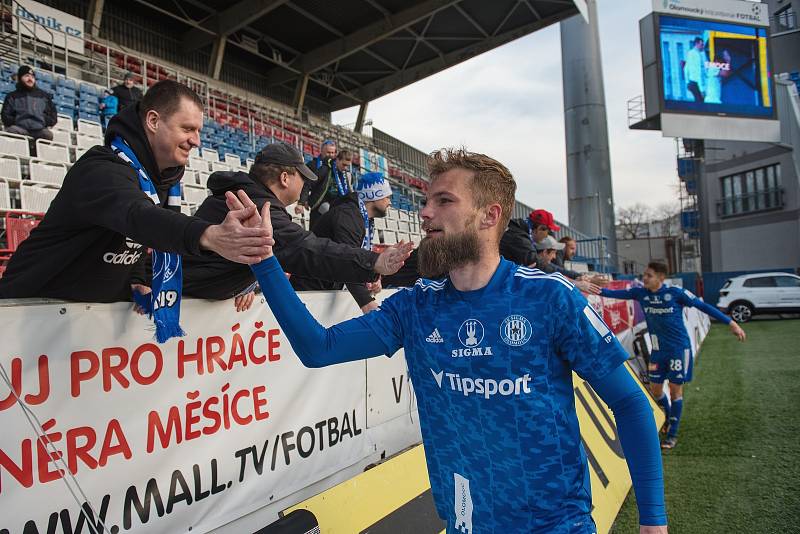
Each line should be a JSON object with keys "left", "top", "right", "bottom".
{"left": 717, "top": 272, "right": 800, "bottom": 322}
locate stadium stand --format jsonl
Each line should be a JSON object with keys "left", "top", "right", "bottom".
{"left": 0, "top": 3, "right": 602, "bottom": 271}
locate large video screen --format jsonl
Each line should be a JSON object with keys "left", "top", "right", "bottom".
{"left": 658, "top": 15, "right": 773, "bottom": 118}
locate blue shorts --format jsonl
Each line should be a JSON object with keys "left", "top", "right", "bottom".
{"left": 648, "top": 348, "right": 693, "bottom": 384}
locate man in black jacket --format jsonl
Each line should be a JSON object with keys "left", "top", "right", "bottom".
{"left": 297, "top": 140, "right": 350, "bottom": 227}
{"left": 500, "top": 211, "right": 602, "bottom": 294}
{"left": 291, "top": 171, "right": 392, "bottom": 313}
{"left": 182, "top": 143, "right": 409, "bottom": 309}
{"left": 111, "top": 72, "right": 144, "bottom": 111}
{"left": 0, "top": 80, "right": 271, "bottom": 302}
{"left": 1, "top": 65, "right": 57, "bottom": 141}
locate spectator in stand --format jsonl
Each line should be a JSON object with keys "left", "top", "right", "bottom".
{"left": 499, "top": 209, "right": 557, "bottom": 267}
{"left": 553, "top": 235, "right": 585, "bottom": 279}
{"left": 1, "top": 65, "right": 57, "bottom": 141}
{"left": 500, "top": 209, "right": 603, "bottom": 294}
{"left": 0, "top": 80, "right": 272, "bottom": 342}
{"left": 112, "top": 72, "right": 144, "bottom": 111}
{"left": 291, "top": 171, "right": 392, "bottom": 314}
{"left": 182, "top": 143, "right": 411, "bottom": 311}
{"left": 299, "top": 140, "right": 354, "bottom": 228}
{"left": 100, "top": 88, "right": 119, "bottom": 129}
{"left": 535, "top": 235, "right": 563, "bottom": 270}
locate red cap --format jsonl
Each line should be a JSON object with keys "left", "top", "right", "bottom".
{"left": 528, "top": 209, "right": 560, "bottom": 232}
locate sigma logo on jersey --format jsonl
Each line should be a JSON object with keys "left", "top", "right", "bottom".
{"left": 458, "top": 319, "right": 484, "bottom": 347}
{"left": 430, "top": 368, "right": 532, "bottom": 399}
{"left": 452, "top": 319, "right": 493, "bottom": 357}
{"left": 426, "top": 328, "right": 444, "bottom": 343}
{"left": 500, "top": 315, "right": 532, "bottom": 346}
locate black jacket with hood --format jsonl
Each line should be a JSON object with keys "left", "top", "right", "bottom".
{"left": 1, "top": 83, "right": 57, "bottom": 131}
{"left": 182, "top": 171, "right": 379, "bottom": 300}
{"left": 499, "top": 218, "right": 538, "bottom": 267}
{"left": 111, "top": 84, "right": 144, "bottom": 111}
{"left": 290, "top": 193, "right": 374, "bottom": 307}
{"left": 0, "top": 104, "right": 211, "bottom": 302}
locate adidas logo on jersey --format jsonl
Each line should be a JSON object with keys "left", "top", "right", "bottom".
{"left": 426, "top": 328, "right": 444, "bottom": 343}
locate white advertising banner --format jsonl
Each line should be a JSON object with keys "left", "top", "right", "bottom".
{"left": 0, "top": 283, "right": 714, "bottom": 534}
{"left": 653, "top": 0, "right": 769, "bottom": 26}
{"left": 12, "top": 0, "right": 85, "bottom": 55}
{"left": 0, "top": 293, "right": 379, "bottom": 534}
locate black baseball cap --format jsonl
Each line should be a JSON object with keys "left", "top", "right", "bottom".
{"left": 254, "top": 142, "right": 317, "bottom": 182}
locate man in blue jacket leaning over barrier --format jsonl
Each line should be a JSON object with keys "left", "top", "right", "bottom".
{"left": 234, "top": 148, "right": 668, "bottom": 533}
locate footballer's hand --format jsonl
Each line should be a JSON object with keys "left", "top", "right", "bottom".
{"left": 730, "top": 321, "right": 746, "bottom": 341}
{"left": 201, "top": 190, "right": 272, "bottom": 264}
{"left": 588, "top": 274, "right": 610, "bottom": 286}
{"left": 293, "top": 204, "right": 306, "bottom": 215}
{"left": 222, "top": 191, "right": 274, "bottom": 261}
{"left": 575, "top": 279, "right": 602, "bottom": 295}
{"left": 374, "top": 241, "right": 413, "bottom": 275}
{"left": 640, "top": 526, "right": 667, "bottom": 533}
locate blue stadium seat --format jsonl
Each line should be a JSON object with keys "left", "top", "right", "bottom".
{"left": 79, "top": 83, "right": 99, "bottom": 96}
{"left": 78, "top": 110, "right": 101, "bottom": 122}
{"left": 37, "top": 70, "right": 55, "bottom": 85}
{"left": 58, "top": 77, "right": 76, "bottom": 90}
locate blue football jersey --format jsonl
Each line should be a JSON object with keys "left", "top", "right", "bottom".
{"left": 602, "top": 286, "right": 697, "bottom": 355}
{"left": 366, "top": 259, "right": 628, "bottom": 533}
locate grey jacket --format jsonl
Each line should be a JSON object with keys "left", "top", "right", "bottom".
{"left": 1, "top": 84, "right": 57, "bottom": 131}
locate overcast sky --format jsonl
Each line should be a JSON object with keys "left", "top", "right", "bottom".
{"left": 332, "top": 0, "right": 679, "bottom": 223}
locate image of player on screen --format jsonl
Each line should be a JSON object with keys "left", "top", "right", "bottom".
{"left": 659, "top": 15, "right": 773, "bottom": 117}
{"left": 684, "top": 37, "right": 707, "bottom": 102}
{"left": 600, "top": 262, "right": 746, "bottom": 450}
{"left": 235, "top": 148, "right": 669, "bottom": 533}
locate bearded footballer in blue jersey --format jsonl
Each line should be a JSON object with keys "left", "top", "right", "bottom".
{"left": 232, "top": 149, "right": 667, "bottom": 533}
{"left": 601, "top": 263, "right": 745, "bottom": 449}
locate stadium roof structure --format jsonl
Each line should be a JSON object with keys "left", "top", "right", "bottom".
{"left": 126, "top": 0, "right": 587, "bottom": 114}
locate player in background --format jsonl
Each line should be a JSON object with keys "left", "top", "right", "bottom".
{"left": 600, "top": 262, "right": 746, "bottom": 449}
{"left": 231, "top": 148, "right": 668, "bottom": 533}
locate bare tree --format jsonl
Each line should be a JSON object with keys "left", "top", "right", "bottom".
{"left": 653, "top": 202, "right": 682, "bottom": 237}
{"left": 616, "top": 203, "right": 652, "bottom": 239}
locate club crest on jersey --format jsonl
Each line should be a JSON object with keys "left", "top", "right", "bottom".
{"left": 664, "top": 293, "right": 672, "bottom": 301}
{"left": 500, "top": 315, "right": 532, "bottom": 346}
{"left": 458, "top": 319, "right": 484, "bottom": 348}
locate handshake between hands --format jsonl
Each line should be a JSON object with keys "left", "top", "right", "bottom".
{"left": 134, "top": 190, "right": 413, "bottom": 315}
{"left": 221, "top": 190, "right": 413, "bottom": 274}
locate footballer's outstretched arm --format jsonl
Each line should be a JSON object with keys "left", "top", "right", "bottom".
{"left": 599, "top": 288, "right": 637, "bottom": 299}
{"left": 251, "top": 256, "right": 394, "bottom": 366}
{"left": 589, "top": 365, "right": 668, "bottom": 530}
{"left": 680, "top": 291, "right": 746, "bottom": 341}
{"left": 236, "top": 192, "right": 411, "bottom": 367}
{"left": 557, "top": 288, "right": 666, "bottom": 531}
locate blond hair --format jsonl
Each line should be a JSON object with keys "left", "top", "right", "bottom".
{"left": 427, "top": 147, "right": 516, "bottom": 235}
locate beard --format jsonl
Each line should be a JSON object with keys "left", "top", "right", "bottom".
{"left": 372, "top": 205, "right": 388, "bottom": 218}
{"left": 418, "top": 224, "right": 481, "bottom": 278}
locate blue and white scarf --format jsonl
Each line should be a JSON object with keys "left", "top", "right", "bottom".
{"left": 316, "top": 157, "right": 350, "bottom": 196}
{"left": 358, "top": 197, "right": 373, "bottom": 250}
{"left": 111, "top": 136, "right": 185, "bottom": 343}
